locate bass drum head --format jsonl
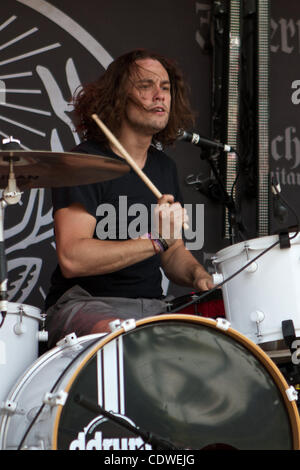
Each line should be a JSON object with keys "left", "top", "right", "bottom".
{"left": 53, "top": 315, "right": 300, "bottom": 451}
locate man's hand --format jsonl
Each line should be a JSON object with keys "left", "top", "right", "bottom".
{"left": 153, "top": 194, "right": 188, "bottom": 247}
{"left": 193, "top": 274, "right": 215, "bottom": 292}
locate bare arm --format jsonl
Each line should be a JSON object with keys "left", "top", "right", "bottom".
{"left": 161, "top": 240, "right": 214, "bottom": 291}
{"left": 156, "top": 194, "right": 214, "bottom": 291}
{"left": 54, "top": 203, "right": 156, "bottom": 278}
{"left": 54, "top": 198, "right": 213, "bottom": 292}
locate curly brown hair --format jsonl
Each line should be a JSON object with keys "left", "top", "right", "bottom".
{"left": 72, "top": 49, "right": 195, "bottom": 146}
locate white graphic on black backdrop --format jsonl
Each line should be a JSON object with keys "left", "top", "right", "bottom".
{"left": 270, "top": 13, "right": 300, "bottom": 189}
{"left": 0, "top": 1, "right": 113, "bottom": 308}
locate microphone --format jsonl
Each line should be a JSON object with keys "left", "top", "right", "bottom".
{"left": 177, "top": 130, "right": 234, "bottom": 152}
{"left": 271, "top": 177, "right": 288, "bottom": 223}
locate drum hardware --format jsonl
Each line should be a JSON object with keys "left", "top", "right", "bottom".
{"left": 119, "top": 318, "right": 136, "bottom": 332}
{"left": 0, "top": 137, "right": 27, "bottom": 320}
{"left": 244, "top": 244, "right": 258, "bottom": 272}
{"left": 109, "top": 319, "right": 122, "bottom": 331}
{"left": 286, "top": 387, "right": 299, "bottom": 402}
{"left": 0, "top": 196, "right": 9, "bottom": 321}
{"left": 250, "top": 310, "right": 265, "bottom": 339}
{"left": 1, "top": 400, "right": 25, "bottom": 416}
{"left": 109, "top": 318, "right": 136, "bottom": 333}
{"left": 74, "top": 394, "right": 178, "bottom": 450}
{"left": 43, "top": 391, "right": 68, "bottom": 407}
{"left": 13, "top": 306, "right": 26, "bottom": 335}
{"left": 185, "top": 173, "right": 222, "bottom": 202}
{"left": 167, "top": 290, "right": 213, "bottom": 313}
{"left": 38, "top": 313, "right": 48, "bottom": 343}
{"left": 56, "top": 333, "right": 83, "bottom": 351}
{"left": 184, "top": 143, "right": 245, "bottom": 244}
{"left": 215, "top": 317, "right": 231, "bottom": 331}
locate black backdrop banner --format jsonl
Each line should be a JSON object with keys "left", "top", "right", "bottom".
{"left": 270, "top": 1, "right": 300, "bottom": 233}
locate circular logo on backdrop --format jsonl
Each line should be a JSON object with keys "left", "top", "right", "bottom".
{"left": 0, "top": 0, "right": 113, "bottom": 306}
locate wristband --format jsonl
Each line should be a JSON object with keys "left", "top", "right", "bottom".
{"left": 150, "top": 238, "right": 160, "bottom": 254}
{"left": 155, "top": 237, "right": 169, "bottom": 251}
{"left": 141, "top": 233, "right": 160, "bottom": 254}
{"left": 141, "top": 233, "right": 169, "bottom": 253}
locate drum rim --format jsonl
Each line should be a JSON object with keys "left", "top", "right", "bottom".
{"left": 51, "top": 314, "right": 300, "bottom": 450}
{"left": 3, "top": 302, "right": 42, "bottom": 321}
{"left": 214, "top": 232, "right": 300, "bottom": 264}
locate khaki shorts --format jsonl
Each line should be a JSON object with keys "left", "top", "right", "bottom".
{"left": 45, "top": 285, "right": 168, "bottom": 349}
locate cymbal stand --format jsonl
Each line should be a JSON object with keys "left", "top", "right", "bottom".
{"left": 0, "top": 137, "right": 23, "bottom": 324}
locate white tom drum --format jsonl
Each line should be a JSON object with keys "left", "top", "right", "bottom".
{"left": 212, "top": 233, "right": 300, "bottom": 346}
{"left": 0, "top": 315, "right": 299, "bottom": 450}
{"left": 0, "top": 302, "right": 45, "bottom": 406}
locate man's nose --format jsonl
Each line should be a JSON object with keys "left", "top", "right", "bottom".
{"left": 153, "top": 85, "right": 165, "bottom": 101}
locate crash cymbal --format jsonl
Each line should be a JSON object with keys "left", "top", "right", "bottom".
{"left": 0, "top": 150, "right": 129, "bottom": 189}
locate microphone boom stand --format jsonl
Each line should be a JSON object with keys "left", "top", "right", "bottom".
{"left": 200, "top": 151, "right": 245, "bottom": 245}
{"left": 74, "top": 394, "right": 179, "bottom": 450}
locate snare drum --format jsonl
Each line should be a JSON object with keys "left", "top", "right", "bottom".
{"left": 0, "top": 302, "right": 44, "bottom": 405}
{"left": 0, "top": 315, "right": 299, "bottom": 450}
{"left": 213, "top": 233, "right": 300, "bottom": 345}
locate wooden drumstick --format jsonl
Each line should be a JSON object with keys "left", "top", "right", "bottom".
{"left": 91, "top": 113, "right": 189, "bottom": 230}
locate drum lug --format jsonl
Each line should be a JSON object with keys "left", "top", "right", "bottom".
{"left": 285, "top": 386, "right": 298, "bottom": 402}
{"left": 38, "top": 330, "right": 48, "bottom": 342}
{"left": 109, "top": 318, "right": 136, "bottom": 333}
{"left": 122, "top": 318, "right": 136, "bottom": 332}
{"left": 245, "top": 261, "right": 258, "bottom": 273}
{"left": 250, "top": 310, "right": 265, "bottom": 339}
{"left": 0, "top": 399, "right": 25, "bottom": 415}
{"left": 109, "top": 319, "right": 122, "bottom": 332}
{"left": 56, "top": 333, "right": 82, "bottom": 352}
{"left": 215, "top": 318, "right": 231, "bottom": 331}
{"left": 43, "top": 390, "right": 68, "bottom": 407}
{"left": 13, "top": 306, "right": 27, "bottom": 335}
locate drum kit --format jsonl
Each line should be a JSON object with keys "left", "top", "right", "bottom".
{"left": 0, "top": 136, "right": 300, "bottom": 450}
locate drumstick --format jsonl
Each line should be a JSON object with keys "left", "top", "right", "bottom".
{"left": 91, "top": 113, "right": 188, "bottom": 230}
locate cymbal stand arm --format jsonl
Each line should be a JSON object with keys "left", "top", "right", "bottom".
{"left": 0, "top": 156, "right": 23, "bottom": 323}
{"left": 0, "top": 137, "right": 25, "bottom": 324}
{"left": 0, "top": 198, "right": 8, "bottom": 323}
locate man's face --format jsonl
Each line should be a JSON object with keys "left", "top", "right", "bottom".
{"left": 124, "top": 58, "right": 171, "bottom": 136}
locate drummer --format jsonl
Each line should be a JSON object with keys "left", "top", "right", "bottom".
{"left": 45, "top": 49, "right": 214, "bottom": 348}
